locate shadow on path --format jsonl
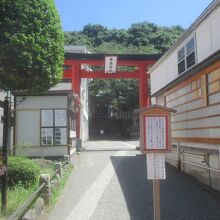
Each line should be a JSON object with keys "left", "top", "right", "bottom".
{"left": 111, "top": 155, "right": 220, "bottom": 220}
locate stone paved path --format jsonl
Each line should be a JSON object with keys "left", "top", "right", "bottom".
{"left": 44, "top": 140, "right": 220, "bottom": 220}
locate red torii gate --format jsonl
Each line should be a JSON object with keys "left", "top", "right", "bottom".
{"left": 63, "top": 53, "right": 161, "bottom": 139}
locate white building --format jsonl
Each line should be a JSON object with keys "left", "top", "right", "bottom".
{"left": 14, "top": 46, "right": 90, "bottom": 157}
{"left": 15, "top": 83, "right": 75, "bottom": 157}
{"left": 149, "top": 0, "right": 220, "bottom": 190}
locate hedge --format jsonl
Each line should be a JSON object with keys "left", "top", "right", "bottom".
{"left": 8, "top": 156, "right": 40, "bottom": 187}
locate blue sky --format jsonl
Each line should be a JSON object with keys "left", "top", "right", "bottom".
{"left": 54, "top": 0, "right": 213, "bottom": 31}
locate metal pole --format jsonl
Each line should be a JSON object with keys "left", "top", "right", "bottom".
{"left": 153, "top": 179, "right": 160, "bottom": 220}
{"left": 1, "top": 98, "right": 10, "bottom": 211}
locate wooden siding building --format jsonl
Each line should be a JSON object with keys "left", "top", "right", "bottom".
{"left": 149, "top": 0, "right": 220, "bottom": 190}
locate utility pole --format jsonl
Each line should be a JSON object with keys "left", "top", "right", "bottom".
{"left": 1, "top": 97, "right": 10, "bottom": 211}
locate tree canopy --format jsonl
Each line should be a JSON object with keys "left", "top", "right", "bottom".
{"left": 89, "top": 79, "right": 139, "bottom": 112}
{"left": 0, "top": 0, "right": 64, "bottom": 92}
{"left": 64, "top": 22, "right": 184, "bottom": 54}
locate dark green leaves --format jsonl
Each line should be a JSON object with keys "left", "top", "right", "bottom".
{"left": 8, "top": 156, "right": 40, "bottom": 187}
{"left": 64, "top": 22, "right": 184, "bottom": 54}
{"left": 0, "top": 0, "right": 64, "bottom": 92}
{"left": 89, "top": 79, "right": 139, "bottom": 112}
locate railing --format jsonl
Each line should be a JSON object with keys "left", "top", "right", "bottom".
{"left": 182, "top": 160, "right": 220, "bottom": 173}
{"left": 117, "top": 111, "right": 131, "bottom": 119}
{"left": 8, "top": 183, "right": 45, "bottom": 220}
{"left": 8, "top": 160, "right": 68, "bottom": 220}
{"left": 93, "top": 111, "right": 132, "bottom": 119}
{"left": 51, "top": 168, "right": 59, "bottom": 180}
{"left": 165, "top": 145, "right": 220, "bottom": 174}
{"left": 182, "top": 152, "right": 205, "bottom": 160}
{"left": 165, "top": 155, "right": 178, "bottom": 161}
{"left": 165, "top": 146, "right": 178, "bottom": 161}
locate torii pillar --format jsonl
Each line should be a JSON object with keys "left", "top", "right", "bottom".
{"left": 64, "top": 53, "right": 162, "bottom": 142}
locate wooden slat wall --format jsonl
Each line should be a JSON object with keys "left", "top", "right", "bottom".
{"left": 164, "top": 63, "right": 220, "bottom": 144}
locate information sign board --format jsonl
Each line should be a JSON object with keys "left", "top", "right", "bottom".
{"left": 144, "top": 115, "right": 168, "bottom": 151}
{"left": 146, "top": 153, "right": 166, "bottom": 179}
{"left": 136, "top": 105, "right": 176, "bottom": 220}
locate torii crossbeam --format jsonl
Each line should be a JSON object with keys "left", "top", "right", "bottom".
{"left": 63, "top": 53, "right": 162, "bottom": 139}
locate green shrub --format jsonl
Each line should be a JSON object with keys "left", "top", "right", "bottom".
{"left": 8, "top": 156, "right": 40, "bottom": 187}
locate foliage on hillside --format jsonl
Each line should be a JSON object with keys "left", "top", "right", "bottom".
{"left": 64, "top": 22, "right": 184, "bottom": 54}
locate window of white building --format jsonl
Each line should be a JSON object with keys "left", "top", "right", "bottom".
{"left": 41, "top": 109, "right": 67, "bottom": 145}
{"left": 178, "top": 36, "right": 196, "bottom": 75}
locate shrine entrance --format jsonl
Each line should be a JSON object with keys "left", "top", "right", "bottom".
{"left": 63, "top": 53, "right": 161, "bottom": 140}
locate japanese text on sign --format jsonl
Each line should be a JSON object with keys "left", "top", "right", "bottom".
{"left": 145, "top": 116, "right": 166, "bottom": 150}
{"left": 105, "top": 56, "right": 117, "bottom": 74}
{"left": 146, "top": 153, "right": 166, "bottom": 179}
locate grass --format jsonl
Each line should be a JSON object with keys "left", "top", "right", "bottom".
{"left": 0, "top": 182, "right": 38, "bottom": 219}
{"left": 0, "top": 160, "right": 73, "bottom": 219}
{"left": 0, "top": 158, "right": 56, "bottom": 219}
{"left": 50, "top": 163, "right": 73, "bottom": 207}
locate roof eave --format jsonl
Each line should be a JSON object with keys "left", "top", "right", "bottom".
{"left": 134, "top": 104, "right": 177, "bottom": 114}
{"left": 151, "top": 49, "right": 220, "bottom": 97}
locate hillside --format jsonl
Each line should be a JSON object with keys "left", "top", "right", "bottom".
{"left": 64, "top": 22, "right": 184, "bottom": 54}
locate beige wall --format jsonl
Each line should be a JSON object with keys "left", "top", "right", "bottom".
{"left": 16, "top": 110, "right": 40, "bottom": 146}
{"left": 16, "top": 96, "right": 67, "bottom": 109}
{"left": 15, "top": 96, "right": 68, "bottom": 157}
{"left": 210, "top": 5, "right": 220, "bottom": 54}
{"left": 161, "top": 65, "right": 220, "bottom": 143}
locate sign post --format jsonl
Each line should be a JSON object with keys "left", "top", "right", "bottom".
{"left": 136, "top": 105, "right": 176, "bottom": 220}
{"left": 147, "top": 153, "right": 166, "bottom": 220}
{"left": 153, "top": 179, "right": 160, "bottom": 220}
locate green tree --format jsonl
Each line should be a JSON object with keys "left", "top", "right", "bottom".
{"left": 150, "top": 25, "right": 184, "bottom": 52}
{"left": 89, "top": 79, "right": 139, "bottom": 111}
{"left": 92, "top": 42, "right": 159, "bottom": 54}
{"left": 104, "top": 29, "right": 131, "bottom": 45}
{"left": 128, "top": 22, "right": 159, "bottom": 46}
{"left": 0, "top": 0, "right": 64, "bottom": 92}
{"left": 82, "top": 24, "right": 108, "bottom": 46}
{"left": 65, "top": 32, "right": 91, "bottom": 47}
{"left": 63, "top": 22, "right": 184, "bottom": 54}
